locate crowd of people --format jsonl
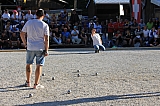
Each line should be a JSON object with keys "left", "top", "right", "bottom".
{"left": 0, "top": 8, "right": 160, "bottom": 49}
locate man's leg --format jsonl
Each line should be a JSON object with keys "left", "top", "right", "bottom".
{"left": 35, "top": 65, "right": 42, "bottom": 85}
{"left": 26, "top": 64, "right": 32, "bottom": 84}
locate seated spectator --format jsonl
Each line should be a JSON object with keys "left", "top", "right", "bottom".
{"left": 142, "top": 26, "right": 149, "bottom": 46}
{"left": 11, "top": 25, "right": 20, "bottom": 37}
{"left": 50, "top": 13, "right": 57, "bottom": 22}
{"left": 11, "top": 10, "right": 19, "bottom": 25}
{"left": 139, "top": 19, "right": 145, "bottom": 29}
{"left": 123, "top": 30, "right": 133, "bottom": 47}
{"left": 149, "top": 27, "right": 157, "bottom": 43}
{"left": 17, "top": 21, "right": 25, "bottom": 31}
{"left": 114, "top": 30, "right": 123, "bottom": 46}
{"left": 148, "top": 34, "right": 160, "bottom": 47}
{"left": 154, "top": 18, "right": 159, "bottom": 30}
{"left": 2, "top": 9, "right": 10, "bottom": 26}
{"left": 94, "top": 21, "right": 102, "bottom": 33}
{"left": 52, "top": 27, "right": 62, "bottom": 45}
{"left": 71, "top": 26, "right": 81, "bottom": 44}
{"left": 18, "top": 11, "right": 26, "bottom": 21}
{"left": 43, "top": 11, "right": 50, "bottom": 24}
{"left": 80, "top": 28, "right": 87, "bottom": 45}
{"left": 25, "top": 10, "right": 33, "bottom": 21}
{"left": 133, "top": 25, "right": 143, "bottom": 47}
{"left": 0, "top": 31, "right": 10, "bottom": 49}
{"left": 4, "top": 21, "right": 12, "bottom": 37}
{"left": 9, "top": 32, "right": 20, "bottom": 49}
{"left": 146, "top": 18, "right": 153, "bottom": 30}
{"left": 130, "top": 19, "right": 138, "bottom": 35}
{"left": 63, "top": 21, "right": 71, "bottom": 32}
{"left": 62, "top": 27, "right": 71, "bottom": 44}
{"left": 58, "top": 10, "right": 67, "bottom": 25}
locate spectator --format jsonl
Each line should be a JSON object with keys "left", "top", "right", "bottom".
{"left": 123, "top": 29, "right": 133, "bottom": 47}
{"left": 63, "top": 9, "right": 68, "bottom": 21}
{"left": 17, "top": 21, "right": 25, "bottom": 31}
{"left": 148, "top": 34, "right": 160, "bottom": 47}
{"left": 52, "top": 27, "right": 62, "bottom": 45}
{"left": 108, "top": 19, "right": 114, "bottom": 40}
{"left": 10, "top": 25, "right": 19, "bottom": 37}
{"left": 118, "top": 19, "right": 124, "bottom": 34}
{"left": 153, "top": 18, "right": 159, "bottom": 30}
{"left": 148, "top": 27, "right": 157, "bottom": 43}
{"left": 58, "top": 10, "right": 67, "bottom": 25}
{"left": 71, "top": 26, "right": 81, "bottom": 44}
{"left": 101, "top": 21, "right": 107, "bottom": 46}
{"left": 4, "top": 21, "right": 12, "bottom": 37}
{"left": 62, "top": 27, "right": 71, "bottom": 44}
{"left": 25, "top": 10, "right": 33, "bottom": 21}
{"left": 114, "top": 18, "right": 119, "bottom": 33}
{"left": 43, "top": 11, "right": 50, "bottom": 24}
{"left": 142, "top": 26, "right": 149, "bottom": 46}
{"left": 11, "top": 10, "right": 19, "bottom": 25}
{"left": 50, "top": 13, "right": 57, "bottom": 22}
{"left": 114, "top": 30, "right": 123, "bottom": 46}
{"left": 18, "top": 11, "right": 26, "bottom": 22}
{"left": 2, "top": 9, "right": 10, "bottom": 25}
{"left": 146, "top": 18, "right": 153, "bottom": 30}
{"left": 0, "top": 31, "right": 10, "bottom": 49}
{"left": 130, "top": 19, "right": 138, "bottom": 34}
{"left": 9, "top": 32, "right": 20, "bottom": 49}
{"left": 88, "top": 20, "right": 96, "bottom": 33}
{"left": 80, "top": 28, "right": 87, "bottom": 45}
{"left": 69, "top": 10, "right": 80, "bottom": 26}
{"left": 133, "top": 25, "right": 143, "bottom": 47}
{"left": 139, "top": 19, "right": 145, "bottom": 29}
{"left": 94, "top": 21, "right": 102, "bottom": 33}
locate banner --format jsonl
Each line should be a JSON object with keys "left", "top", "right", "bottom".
{"left": 132, "top": 0, "right": 141, "bottom": 23}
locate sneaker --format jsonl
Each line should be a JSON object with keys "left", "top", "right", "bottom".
{"left": 33, "top": 84, "right": 44, "bottom": 89}
{"left": 24, "top": 81, "right": 31, "bottom": 87}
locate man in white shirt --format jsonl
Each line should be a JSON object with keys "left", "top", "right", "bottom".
{"left": 91, "top": 28, "right": 105, "bottom": 53}
{"left": 20, "top": 9, "right": 50, "bottom": 89}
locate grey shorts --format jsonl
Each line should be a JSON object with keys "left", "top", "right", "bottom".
{"left": 26, "top": 50, "right": 45, "bottom": 66}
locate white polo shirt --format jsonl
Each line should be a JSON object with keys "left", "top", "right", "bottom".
{"left": 91, "top": 33, "right": 102, "bottom": 45}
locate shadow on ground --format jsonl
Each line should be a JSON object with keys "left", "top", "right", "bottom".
{"left": 20, "top": 92, "right": 160, "bottom": 106}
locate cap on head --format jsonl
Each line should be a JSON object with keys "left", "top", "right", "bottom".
{"left": 74, "top": 26, "right": 77, "bottom": 29}
{"left": 36, "top": 9, "right": 44, "bottom": 17}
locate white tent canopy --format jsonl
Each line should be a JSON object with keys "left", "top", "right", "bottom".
{"left": 151, "top": 0, "right": 160, "bottom": 6}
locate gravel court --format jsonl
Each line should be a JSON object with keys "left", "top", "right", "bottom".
{"left": 0, "top": 49, "right": 160, "bottom": 106}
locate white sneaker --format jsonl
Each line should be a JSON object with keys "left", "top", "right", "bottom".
{"left": 33, "top": 84, "right": 44, "bottom": 89}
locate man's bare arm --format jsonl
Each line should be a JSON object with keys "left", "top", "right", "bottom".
{"left": 44, "top": 35, "right": 49, "bottom": 53}
{"left": 20, "top": 31, "right": 27, "bottom": 47}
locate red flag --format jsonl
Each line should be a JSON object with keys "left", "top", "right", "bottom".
{"left": 132, "top": 0, "right": 141, "bottom": 23}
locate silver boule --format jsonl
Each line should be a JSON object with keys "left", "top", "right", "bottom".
{"left": 52, "top": 77, "right": 55, "bottom": 80}
{"left": 29, "top": 93, "right": 33, "bottom": 97}
{"left": 77, "top": 74, "right": 81, "bottom": 77}
{"left": 42, "top": 73, "right": 45, "bottom": 76}
{"left": 95, "top": 73, "right": 98, "bottom": 76}
{"left": 77, "top": 70, "right": 80, "bottom": 72}
{"left": 67, "top": 90, "right": 71, "bottom": 94}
